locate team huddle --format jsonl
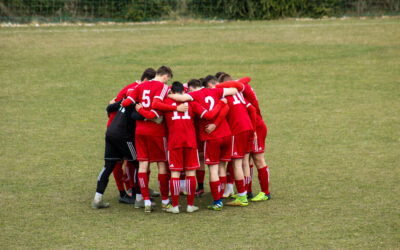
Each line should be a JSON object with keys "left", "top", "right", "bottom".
{"left": 92, "top": 66, "right": 271, "bottom": 213}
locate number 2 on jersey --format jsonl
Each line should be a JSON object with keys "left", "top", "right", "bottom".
{"left": 205, "top": 96, "right": 215, "bottom": 111}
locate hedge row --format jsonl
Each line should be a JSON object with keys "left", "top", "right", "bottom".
{"left": 1, "top": 0, "right": 399, "bottom": 23}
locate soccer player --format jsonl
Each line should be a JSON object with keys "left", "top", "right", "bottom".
{"left": 122, "top": 66, "right": 188, "bottom": 212}
{"left": 106, "top": 68, "right": 156, "bottom": 204}
{"left": 139, "top": 81, "right": 226, "bottom": 213}
{"left": 217, "top": 76, "right": 271, "bottom": 201}
{"left": 92, "top": 100, "right": 144, "bottom": 209}
{"left": 168, "top": 77, "right": 237, "bottom": 210}
{"left": 213, "top": 73, "right": 258, "bottom": 207}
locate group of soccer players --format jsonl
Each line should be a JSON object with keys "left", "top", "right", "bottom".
{"left": 92, "top": 66, "right": 271, "bottom": 214}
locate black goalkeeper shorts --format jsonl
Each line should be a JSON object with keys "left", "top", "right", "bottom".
{"left": 104, "top": 135, "right": 137, "bottom": 161}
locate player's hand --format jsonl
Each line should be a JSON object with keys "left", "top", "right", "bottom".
{"left": 109, "top": 99, "right": 116, "bottom": 104}
{"left": 135, "top": 103, "right": 143, "bottom": 111}
{"left": 221, "top": 98, "right": 227, "bottom": 104}
{"left": 122, "top": 160, "right": 127, "bottom": 176}
{"left": 177, "top": 103, "right": 188, "bottom": 112}
{"left": 205, "top": 124, "right": 216, "bottom": 134}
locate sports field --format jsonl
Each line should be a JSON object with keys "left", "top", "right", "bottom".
{"left": 1, "top": 18, "right": 399, "bottom": 249}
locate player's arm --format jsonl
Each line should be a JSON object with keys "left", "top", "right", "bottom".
{"left": 135, "top": 104, "right": 158, "bottom": 119}
{"left": 167, "top": 93, "right": 193, "bottom": 102}
{"left": 204, "top": 103, "right": 229, "bottom": 134}
{"left": 216, "top": 81, "right": 244, "bottom": 93}
{"left": 151, "top": 98, "right": 187, "bottom": 112}
{"left": 106, "top": 100, "right": 122, "bottom": 114}
{"left": 238, "top": 76, "right": 251, "bottom": 85}
{"left": 121, "top": 88, "right": 139, "bottom": 107}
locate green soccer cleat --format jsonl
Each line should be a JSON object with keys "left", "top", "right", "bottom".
{"left": 165, "top": 205, "right": 180, "bottom": 214}
{"left": 251, "top": 192, "right": 271, "bottom": 202}
{"left": 226, "top": 195, "right": 248, "bottom": 207}
{"left": 91, "top": 199, "right": 110, "bottom": 209}
{"left": 207, "top": 204, "right": 222, "bottom": 211}
{"left": 144, "top": 205, "right": 153, "bottom": 213}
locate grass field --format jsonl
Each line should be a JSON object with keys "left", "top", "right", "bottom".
{"left": 1, "top": 18, "right": 399, "bottom": 249}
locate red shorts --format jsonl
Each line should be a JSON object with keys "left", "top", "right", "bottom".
{"left": 135, "top": 134, "right": 167, "bottom": 162}
{"left": 204, "top": 136, "right": 232, "bottom": 165}
{"left": 231, "top": 130, "right": 253, "bottom": 159}
{"left": 253, "top": 120, "right": 267, "bottom": 154}
{"left": 168, "top": 147, "right": 200, "bottom": 171}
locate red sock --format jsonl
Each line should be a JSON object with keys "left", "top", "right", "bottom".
{"left": 170, "top": 178, "right": 180, "bottom": 207}
{"left": 226, "top": 162, "right": 234, "bottom": 184}
{"left": 186, "top": 176, "right": 196, "bottom": 206}
{"left": 219, "top": 176, "right": 227, "bottom": 198}
{"left": 210, "top": 180, "right": 221, "bottom": 201}
{"left": 112, "top": 161, "right": 125, "bottom": 192}
{"left": 235, "top": 179, "right": 245, "bottom": 194}
{"left": 196, "top": 170, "right": 205, "bottom": 186}
{"left": 158, "top": 173, "right": 169, "bottom": 200}
{"left": 126, "top": 162, "right": 136, "bottom": 190}
{"left": 244, "top": 176, "right": 252, "bottom": 193}
{"left": 257, "top": 166, "right": 270, "bottom": 195}
{"left": 249, "top": 164, "right": 254, "bottom": 193}
{"left": 138, "top": 172, "right": 150, "bottom": 200}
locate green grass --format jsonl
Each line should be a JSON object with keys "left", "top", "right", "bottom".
{"left": 1, "top": 18, "right": 399, "bottom": 249}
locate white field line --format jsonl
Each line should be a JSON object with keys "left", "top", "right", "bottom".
{"left": 0, "top": 21, "right": 398, "bottom": 34}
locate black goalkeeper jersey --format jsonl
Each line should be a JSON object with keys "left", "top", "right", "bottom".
{"left": 106, "top": 103, "right": 144, "bottom": 140}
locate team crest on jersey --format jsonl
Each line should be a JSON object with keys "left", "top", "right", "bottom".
{"left": 206, "top": 159, "right": 210, "bottom": 162}
{"left": 170, "top": 164, "right": 174, "bottom": 168}
{"left": 259, "top": 147, "right": 262, "bottom": 150}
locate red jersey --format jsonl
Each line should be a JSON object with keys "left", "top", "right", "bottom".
{"left": 128, "top": 80, "right": 169, "bottom": 136}
{"left": 107, "top": 81, "right": 139, "bottom": 128}
{"left": 225, "top": 92, "right": 254, "bottom": 135}
{"left": 189, "top": 88, "right": 231, "bottom": 141}
{"left": 163, "top": 98, "right": 209, "bottom": 150}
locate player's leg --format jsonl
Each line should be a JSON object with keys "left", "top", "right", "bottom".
{"left": 136, "top": 160, "right": 152, "bottom": 211}
{"left": 243, "top": 153, "right": 251, "bottom": 198}
{"left": 204, "top": 139, "right": 223, "bottom": 210}
{"left": 223, "top": 161, "right": 235, "bottom": 198}
{"left": 157, "top": 161, "right": 171, "bottom": 209}
{"left": 195, "top": 150, "right": 206, "bottom": 197}
{"left": 251, "top": 152, "right": 271, "bottom": 201}
{"left": 92, "top": 159, "right": 117, "bottom": 209}
{"left": 248, "top": 158, "right": 254, "bottom": 198}
{"left": 167, "top": 170, "right": 181, "bottom": 214}
{"left": 185, "top": 169, "right": 198, "bottom": 213}
{"left": 117, "top": 160, "right": 135, "bottom": 204}
{"left": 112, "top": 161, "right": 126, "bottom": 197}
{"left": 218, "top": 161, "right": 228, "bottom": 199}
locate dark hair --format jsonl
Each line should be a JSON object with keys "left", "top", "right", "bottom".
{"left": 156, "top": 65, "right": 173, "bottom": 78}
{"left": 203, "top": 75, "right": 217, "bottom": 87}
{"left": 215, "top": 72, "right": 227, "bottom": 79}
{"left": 187, "top": 79, "right": 202, "bottom": 89}
{"left": 140, "top": 68, "right": 156, "bottom": 81}
{"left": 218, "top": 73, "right": 232, "bottom": 83}
{"left": 171, "top": 81, "right": 184, "bottom": 94}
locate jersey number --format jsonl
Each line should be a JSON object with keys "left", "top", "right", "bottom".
{"left": 171, "top": 103, "right": 190, "bottom": 120}
{"left": 205, "top": 96, "right": 215, "bottom": 111}
{"left": 232, "top": 93, "right": 246, "bottom": 105}
{"left": 142, "top": 90, "right": 151, "bottom": 108}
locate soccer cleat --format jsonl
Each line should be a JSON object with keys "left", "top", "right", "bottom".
{"left": 195, "top": 188, "right": 205, "bottom": 197}
{"left": 223, "top": 188, "right": 235, "bottom": 198}
{"left": 251, "top": 192, "right": 271, "bottom": 202}
{"left": 119, "top": 194, "right": 136, "bottom": 204}
{"left": 186, "top": 205, "right": 199, "bottom": 213}
{"left": 165, "top": 205, "right": 180, "bottom": 214}
{"left": 149, "top": 188, "right": 160, "bottom": 197}
{"left": 134, "top": 199, "right": 156, "bottom": 208}
{"left": 247, "top": 192, "right": 254, "bottom": 199}
{"left": 144, "top": 205, "right": 153, "bottom": 213}
{"left": 207, "top": 203, "right": 222, "bottom": 211}
{"left": 226, "top": 195, "right": 248, "bottom": 207}
{"left": 91, "top": 199, "right": 110, "bottom": 209}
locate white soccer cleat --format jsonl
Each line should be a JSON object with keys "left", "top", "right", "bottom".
{"left": 165, "top": 205, "right": 180, "bottom": 214}
{"left": 223, "top": 186, "right": 235, "bottom": 198}
{"left": 186, "top": 205, "right": 199, "bottom": 213}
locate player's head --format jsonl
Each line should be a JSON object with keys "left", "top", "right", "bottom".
{"left": 215, "top": 72, "right": 227, "bottom": 80}
{"left": 187, "top": 78, "right": 202, "bottom": 92}
{"left": 218, "top": 73, "right": 233, "bottom": 83}
{"left": 156, "top": 65, "right": 173, "bottom": 84}
{"left": 203, "top": 75, "right": 218, "bottom": 89}
{"left": 171, "top": 81, "right": 184, "bottom": 94}
{"left": 141, "top": 68, "right": 156, "bottom": 82}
